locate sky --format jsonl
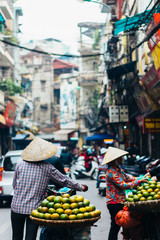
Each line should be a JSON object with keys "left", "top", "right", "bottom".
{"left": 16, "top": 0, "right": 107, "bottom": 52}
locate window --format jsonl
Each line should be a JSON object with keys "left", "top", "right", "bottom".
{"left": 41, "top": 80, "right": 46, "bottom": 92}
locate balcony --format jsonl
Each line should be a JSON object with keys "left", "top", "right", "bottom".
{"left": 0, "top": 0, "right": 13, "bottom": 19}
{"left": 0, "top": 44, "right": 14, "bottom": 66}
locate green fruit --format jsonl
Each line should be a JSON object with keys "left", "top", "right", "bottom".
{"left": 133, "top": 195, "right": 140, "bottom": 202}
{"left": 60, "top": 214, "right": 69, "bottom": 220}
{"left": 41, "top": 199, "right": 49, "bottom": 207}
{"left": 47, "top": 202, "right": 54, "bottom": 208}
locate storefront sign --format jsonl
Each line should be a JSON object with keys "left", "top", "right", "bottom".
{"left": 148, "top": 14, "right": 160, "bottom": 51}
{"left": 136, "top": 91, "right": 154, "bottom": 114}
{"left": 4, "top": 101, "right": 17, "bottom": 127}
{"left": 141, "top": 65, "right": 160, "bottom": 89}
{"left": 143, "top": 118, "right": 160, "bottom": 133}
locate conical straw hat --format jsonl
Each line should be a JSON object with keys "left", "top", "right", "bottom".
{"left": 102, "top": 147, "right": 128, "bottom": 165}
{"left": 21, "top": 137, "right": 57, "bottom": 162}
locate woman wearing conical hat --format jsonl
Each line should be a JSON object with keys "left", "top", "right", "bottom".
{"left": 11, "top": 137, "right": 88, "bottom": 240}
{"left": 102, "top": 147, "right": 148, "bottom": 240}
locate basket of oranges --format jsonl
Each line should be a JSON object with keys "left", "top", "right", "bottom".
{"left": 125, "top": 180, "right": 160, "bottom": 212}
{"left": 30, "top": 193, "right": 101, "bottom": 228}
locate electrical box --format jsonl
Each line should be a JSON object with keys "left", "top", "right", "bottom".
{"left": 119, "top": 105, "right": 129, "bottom": 122}
{"left": 109, "top": 106, "right": 119, "bottom": 122}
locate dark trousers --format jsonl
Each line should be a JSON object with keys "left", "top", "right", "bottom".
{"left": 107, "top": 203, "right": 124, "bottom": 240}
{"left": 11, "top": 210, "right": 39, "bottom": 240}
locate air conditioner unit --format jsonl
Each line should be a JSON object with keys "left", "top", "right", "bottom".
{"left": 119, "top": 105, "right": 129, "bottom": 122}
{"left": 109, "top": 105, "right": 119, "bottom": 123}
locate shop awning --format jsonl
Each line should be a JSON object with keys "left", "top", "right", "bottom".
{"left": 114, "top": 5, "right": 160, "bottom": 35}
{"left": 0, "top": 114, "right": 6, "bottom": 125}
{"left": 85, "top": 133, "right": 115, "bottom": 141}
{"left": 0, "top": 13, "right": 5, "bottom": 23}
{"left": 107, "top": 61, "right": 136, "bottom": 79}
{"left": 54, "top": 129, "right": 75, "bottom": 141}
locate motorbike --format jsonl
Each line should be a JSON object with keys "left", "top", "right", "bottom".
{"left": 73, "top": 156, "right": 98, "bottom": 180}
{"left": 122, "top": 155, "right": 153, "bottom": 177}
{"left": 63, "top": 164, "right": 72, "bottom": 178}
{"left": 97, "top": 166, "right": 107, "bottom": 196}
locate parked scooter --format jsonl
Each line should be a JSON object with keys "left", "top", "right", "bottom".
{"left": 122, "top": 155, "right": 153, "bottom": 176}
{"left": 73, "top": 156, "right": 98, "bottom": 180}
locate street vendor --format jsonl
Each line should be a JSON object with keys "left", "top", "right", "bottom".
{"left": 101, "top": 146, "right": 148, "bottom": 240}
{"left": 11, "top": 137, "right": 88, "bottom": 240}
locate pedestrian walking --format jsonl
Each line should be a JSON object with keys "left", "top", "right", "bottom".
{"left": 101, "top": 147, "right": 148, "bottom": 240}
{"left": 11, "top": 137, "right": 88, "bottom": 240}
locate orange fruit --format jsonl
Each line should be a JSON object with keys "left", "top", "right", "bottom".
{"left": 90, "top": 205, "right": 96, "bottom": 211}
{"left": 85, "top": 206, "right": 93, "bottom": 212}
{"left": 76, "top": 195, "right": 84, "bottom": 202}
{"left": 48, "top": 208, "right": 55, "bottom": 214}
{"left": 56, "top": 208, "right": 64, "bottom": 215}
{"left": 72, "top": 208, "right": 79, "bottom": 215}
{"left": 54, "top": 203, "right": 62, "bottom": 209}
{"left": 64, "top": 209, "right": 72, "bottom": 215}
{"left": 37, "top": 212, "right": 44, "bottom": 219}
{"left": 147, "top": 188, "right": 153, "bottom": 193}
{"left": 79, "top": 207, "right": 86, "bottom": 213}
{"left": 150, "top": 184, "right": 156, "bottom": 190}
{"left": 140, "top": 197, "right": 146, "bottom": 201}
{"left": 62, "top": 198, "right": 70, "bottom": 204}
{"left": 147, "top": 196, "right": 153, "bottom": 200}
{"left": 70, "top": 203, "right": 78, "bottom": 209}
{"left": 94, "top": 210, "right": 101, "bottom": 217}
{"left": 37, "top": 206, "right": 42, "bottom": 212}
{"left": 77, "top": 202, "right": 84, "bottom": 208}
{"left": 41, "top": 207, "right": 49, "bottom": 213}
{"left": 90, "top": 211, "right": 96, "bottom": 218}
{"left": 62, "top": 193, "right": 70, "bottom": 198}
{"left": 76, "top": 213, "right": 84, "bottom": 219}
{"left": 150, "top": 191, "right": 156, "bottom": 196}
{"left": 62, "top": 203, "right": 70, "bottom": 210}
{"left": 142, "top": 192, "right": 149, "bottom": 198}
{"left": 51, "top": 213, "right": 60, "bottom": 220}
{"left": 44, "top": 213, "right": 51, "bottom": 220}
{"left": 133, "top": 195, "right": 140, "bottom": 201}
{"left": 69, "top": 214, "right": 77, "bottom": 220}
{"left": 154, "top": 188, "right": 160, "bottom": 193}
{"left": 83, "top": 212, "right": 91, "bottom": 218}
{"left": 54, "top": 196, "right": 62, "bottom": 203}
{"left": 153, "top": 194, "right": 160, "bottom": 200}
{"left": 47, "top": 195, "right": 55, "bottom": 202}
{"left": 69, "top": 196, "right": 77, "bottom": 203}
{"left": 31, "top": 210, "right": 39, "bottom": 218}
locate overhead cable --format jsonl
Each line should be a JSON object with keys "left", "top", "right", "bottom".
{"left": 0, "top": 39, "right": 104, "bottom": 58}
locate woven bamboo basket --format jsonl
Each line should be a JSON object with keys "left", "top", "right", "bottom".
{"left": 125, "top": 199, "right": 160, "bottom": 212}
{"left": 30, "top": 216, "right": 100, "bottom": 228}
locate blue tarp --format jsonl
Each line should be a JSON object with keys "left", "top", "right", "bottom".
{"left": 85, "top": 134, "right": 115, "bottom": 141}
{"left": 12, "top": 134, "right": 29, "bottom": 140}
